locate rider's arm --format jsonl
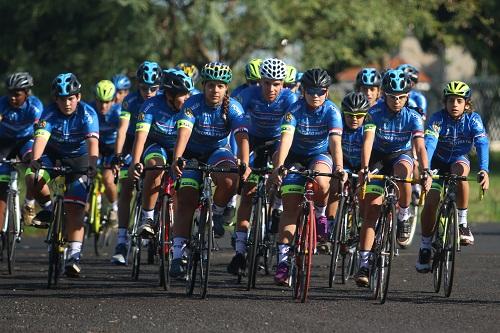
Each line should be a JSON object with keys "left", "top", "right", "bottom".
{"left": 275, "top": 111, "right": 296, "bottom": 167}
{"left": 235, "top": 132, "right": 250, "bottom": 167}
{"left": 229, "top": 99, "right": 250, "bottom": 167}
{"left": 31, "top": 118, "right": 52, "bottom": 160}
{"left": 114, "top": 108, "right": 130, "bottom": 155}
{"left": 413, "top": 136, "right": 428, "bottom": 173}
{"left": 423, "top": 113, "right": 441, "bottom": 168}
{"left": 360, "top": 114, "right": 376, "bottom": 169}
{"left": 87, "top": 137, "right": 99, "bottom": 168}
{"left": 471, "top": 113, "right": 490, "bottom": 173}
{"left": 329, "top": 135, "right": 343, "bottom": 171}
{"left": 131, "top": 109, "right": 153, "bottom": 165}
{"left": 173, "top": 107, "right": 195, "bottom": 163}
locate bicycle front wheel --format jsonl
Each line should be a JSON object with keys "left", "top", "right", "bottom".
{"left": 48, "top": 200, "right": 64, "bottom": 288}
{"left": 300, "top": 204, "right": 315, "bottom": 303}
{"left": 443, "top": 202, "right": 458, "bottom": 297}
{"left": 6, "top": 194, "right": 16, "bottom": 274}
{"left": 199, "top": 204, "right": 212, "bottom": 299}
{"left": 432, "top": 209, "right": 446, "bottom": 293}
{"left": 159, "top": 198, "right": 172, "bottom": 290}
{"left": 329, "top": 196, "right": 345, "bottom": 287}
{"left": 247, "top": 196, "right": 264, "bottom": 290}
{"left": 378, "top": 203, "right": 397, "bottom": 304}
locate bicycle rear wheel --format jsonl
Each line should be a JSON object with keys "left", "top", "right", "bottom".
{"left": 198, "top": 204, "right": 212, "bottom": 299}
{"left": 443, "top": 202, "right": 458, "bottom": 297}
{"left": 247, "top": 196, "right": 264, "bottom": 290}
{"left": 300, "top": 203, "right": 315, "bottom": 303}
{"left": 48, "top": 201, "right": 64, "bottom": 288}
{"left": 432, "top": 209, "right": 446, "bottom": 293}
{"left": 130, "top": 192, "right": 142, "bottom": 280}
{"left": 377, "top": 204, "right": 397, "bottom": 304}
{"left": 159, "top": 198, "right": 172, "bottom": 290}
{"left": 343, "top": 204, "right": 360, "bottom": 282}
{"left": 329, "top": 196, "right": 345, "bottom": 287}
{"left": 6, "top": 194, "right": 16, "bottom": 274}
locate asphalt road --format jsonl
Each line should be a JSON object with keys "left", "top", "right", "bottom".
{"left": 0, "top": 223, "right": 499, "bottom": 332}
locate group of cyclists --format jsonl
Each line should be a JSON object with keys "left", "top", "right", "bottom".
{"left": 0, "top": 55, "right": 489, "bottom": 290}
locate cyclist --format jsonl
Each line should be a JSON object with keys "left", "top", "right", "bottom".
{"left": 270, "top": 68, "right": 343, "bottom": 285}
{"left": 170, "top": 61, "right": 250, "bottom": 278}
{"left": 89, "top": 80, "right": 121, "bottom": 226}
{"left": 353, "top": 69, "right": 432, "bottom": 287}
{"left": 396, "top": 64, "right": 427, "bottom": 120}
{"left": 26, "top": 73, "right": 99, "bottom": 277}
{"left": 176, "top": 62, "right": 201, "bottom": 95}
{"left": 354, "top": 68, "right": 382, "bottom": 107}
{"left": 112, "top": 74, "right": 131, "bottom": 105}
{"left": 231, "top": 58, "right": 262, "bottom": 97}
{"left": 129, "top": 69, "right": 193, "bottom": 238}
{"left": 111, "top": 61, "right": 162, "bottom": 265}
{"left": 0, "top": 72, "right": 43, "bottom": 229}
{"left": 416, "top": 81, "right": 489, "bottom": 273}
{"left": 227, "top": 58, "right": 298, "bottom": 275}
{"left": 284, "top": 65, "right": 298, "bottom": 90}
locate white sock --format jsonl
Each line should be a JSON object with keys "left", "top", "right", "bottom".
{"left": 398, "top": 206, "right": 410, "bottom": 221}
{"left": 42, "top": 200, "right": 52, "bottom": 211}
{"left": 228, "top": 195, "right": 237, "bottom": 208}
{"left": 117, "top": 228, "right": 128, "bottom": 244}
{"left": 112, "top": 201, "right": 118, "bottom": 212}
{"left": 458, "top": 209, "right": 468, "bottom": 227}
{"left": 68, "top": 241, "right": 82, "bottom": 258}
{"left": 272, "top": 196, "right": 283, "bottom": 211}
{"left": 314, "top": 204, "right": 326, "bottom": 219}
{"left": 278, "top": 243, "right": 290, "bottom": 263}
{"left": 141, "top": 208, "right": 154, "bottom": 222}
{"left": 420, "top": 236, "right": 432, "bottom": 249}
{"left": 172, "top": 237, "right": 187, "bottom": 259}
{"left": 359, "top": 251, "right": 370, "bottom": 268}
{"left": 25, "top": 198, "right": 35, "bottom": 206}
{"left": 235, "top": 231, "right": 248, "bottom": 255}
{"left": 212, "top": 204, "right": 225, "bottom": 216}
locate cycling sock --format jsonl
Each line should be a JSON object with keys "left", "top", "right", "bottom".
{"left": 112, "top": 201, "right": 118, "bottom": 212}
{"left": 117, "top": 228, "right": 128, "bottom": 244}
{"left": 24, "top": 198, "right": 35, "bottom": 206}
{"left": 42, "top": 200, "right": 52, "bottom": 211}
{"left": 420, "top": 236, "right": 432, "bottom": 249}
{"left": 277, "top": 243, "right": 290, "bottom": 263}
{"left": 314, "top": 204, "right": 326, "bottom": 219}
{"left": 272, "top": 196, "right": 283, "bottom": 211}
{"left": 359, "top": 251, "right": 370, "bottom": 268}
{"left": 235, "top": 231, "right": 248, "bottom": 255}
{"left": 212, "top": 204, "right": 225, "bottom": 216}
{"left": 68, "top": 241, "right": 82, "bottom": 259}
{"left": 141, "top": 208, "right": 154, "bottom": 221}
{"left": 228, "top": 195, "right": 237, "bottom": 208}
{"left": 172, "top": 237, "right": 187, "bottom": 259}
{"left": 398, "top": 206, "right": 410, "bottom": 221}
{"left": 458, "top": 209, "right": 468, "bottom": 227}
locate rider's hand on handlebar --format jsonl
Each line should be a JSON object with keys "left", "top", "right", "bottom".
{"left": 271, "top": 165, "right": 286, "bottom": 187}
{"left": 172, "top": 158, "right": 185, "bottom": 178}
{"left": 130, "top": 163, "right": 143, "bottom": 180}
{"left": 478, "top": 170, "right": 489, "bottom": 191}
{"left": 421, "top": 168, "right": 432, "bottom": 193}
{"left": 358, "top": 167, "right": 369, "bottom": 188}
{"left": 29, "top": 159, "right": 42, "bottom": 171}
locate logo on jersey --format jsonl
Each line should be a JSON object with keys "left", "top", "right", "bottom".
{"left": 137, "top": 112, "right": 145, "bottom": 121}
{"left": 36, "top": 120, "right": 47, "bottom": 129}
{"left": 432, "top": 122, "right": 441, "bottom": 134}
{"left": 284, "top": 112, "right": 293, "bottom": 122}
{"left": 184, "top": 108, "right": 194, "bottom": 118}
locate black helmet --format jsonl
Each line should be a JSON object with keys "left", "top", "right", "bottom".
{"left": 300, "top": 68, "right": 332, "bottom": 88}
{"left": 342, "top": 91, "right": 370, "bottom": 114}
{"left": 6, "top": 72, "right": 34, "bottom": 90}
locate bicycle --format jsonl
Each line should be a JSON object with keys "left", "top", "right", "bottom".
{"left": 429, "top": 173, "right": 483, "bottom": 297}
{"left": 0, "top": 159, "right": 25, "bottom": 274}
{"left": 141, "top": 165, "right": 175, "bottom": 291}
{"left": 329, "top": 171, "right": 360, "bottom": 287}
{"left": 128, "top": 173, "right": 143, "bottom": 281}
{"left": 35, "top": 164, "right": 89, "bottom": 288}
{"left": 362, "top": 173, "right": 414, "bottom": 304}
{"left": 181, "top": 158, "right": 242, "bottom": 299}
{"left": 282, "top": 166, "right": 334, "bottom": 303}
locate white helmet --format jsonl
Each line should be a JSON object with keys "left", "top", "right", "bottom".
{"left": 260, "top": 58, "right": 286, "bottom": 80}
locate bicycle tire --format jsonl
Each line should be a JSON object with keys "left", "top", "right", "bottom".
{"left": 300, "top": 203, "right": 315, "bottom": 303}
{"left": 247, "top": 195, "right": 264, "bottom": 290}
{"left": 186, "top": 209, "right": 199, "bottom": 296}
{"left": 291, "top": 211, "right": 306, "bottom": 300}
{"left": 378, "top": 203, "right": 397, "bottom": 304}
{"left": 47, "top": 200, "right": 63, "bottom": 288}
{"left": 130, "top": 192, "right": 142, "bottom": 279}
{"left": 329, "top": 196, "right": 345, "bottom": 287}
{"left": 443, "top": 202, "right": 458, "bottom": 297}
{"left": 6, "top": 193, "right": 15, "bottom": 274}
{"left": 432, "top": 209, "right": 446, "bottom": 293}
{"left": 159, "top": 198, "right": 172, "bottom": 290}
{"left": 343, "top": 204, "right": 360, "bottom": 282}
{"left": 199, "top": 203, "right": 212, "bottom": 299}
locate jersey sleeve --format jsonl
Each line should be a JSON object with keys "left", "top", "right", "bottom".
{"left": 120, "top": 99, "right": 131, "bottom": 121}
{"left": 228, "top": 100, "right": 248, "bottom": 135}
{"left": 177, "top": 105, "right": 195, "bottom": 130}
{"left": 328, "top": 105, "right": 343, "bottom": 136}
{"left": 471, "top": 113, "right": 490, "bottom": 172}
{"left": 280, "top": 111, "right": 296, "bottom": 134}
{"left": 84, "top": 107, "right": 100, "bottom": 140}
{"left": 30, "top": 96, "right": 43, "bottom": 124}
{"left": 411, "top": 111, "right": 424, "bottom": 139}
{"left": 136, "top": 101, "right": 154, "bottom": 133}
{"left": 34, "top": 109, "right": 53, "bottom": 140}
{"left": 363, "top": 112, "right": 376, "bottom": 133}
{"left": 424, "top": 114, "right": 441, "bottom": 167}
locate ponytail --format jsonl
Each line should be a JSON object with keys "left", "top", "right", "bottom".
{"left": 222, "top": 93, "right": 230, "bottom": 127}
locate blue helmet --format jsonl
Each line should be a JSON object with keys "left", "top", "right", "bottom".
{"left": 112, "top": 74, "right": 131, "bottom": 90}
{"left": 162, "top": 68, "right": 194, "bottom": 96}
{"left": 382, "top": 69, "right": 412, "bottom": 94}
{"left": 295, "top": 71, "right": 304, "bottom": 82}
{"left": 51, "top": 73, "right": 81, "bottom": 97}
{"left": 355, "top": 68, "right": 382, "bottom": 87}
{"left": 136, "top": 61, "right": 162, "bottom": 85}
{"left": 396, "top": 64, "right": 419, "bottom": 83}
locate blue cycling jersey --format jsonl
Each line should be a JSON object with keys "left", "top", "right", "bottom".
{"left": 35, "top": 101, "right": 99, "bottom": 157}
{"left": 364, "top": 102, "right": 424, "bottom": 153}
{"left": 89, "top": 101, "right": 121, "bottom": 145}
{"left": 342, "top": 125, "right": 364, "bottom": 169}
{"left": 177, "top": 94, "right": 248, "bottom": 154}
{"left": 120, "top": 91, "right": 148, "bottom": 136}
{"left": 425, "top": 109, "right": 489, "bottom": 172}
{"left": 0, "top": 95, "right": 43, "bottom": 139}
{"left": 280, "top": 99, "right": 342, "bottom": 156}
{"left": 231, "top": 84, "right": 250, "bottom": 98}
{"left": 236, "top": 85, "right": 298, "bottom": 139}
{"left": 136, "top": 94, "right": 178, "bottom": 150}
{"left": 408, "top": 90, "right": 427, "bottom": 119}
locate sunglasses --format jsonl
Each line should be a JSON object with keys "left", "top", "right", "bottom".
{"left": 344, "top": 112, "right": 366, "bottom": 119}
{"left": 305, "top": 87, "right": 328, "bottom": 96}
{"left": 139, "top": 85, "right": 160, "bottom": 93}
{"left": 385, "top": 93, "right": 408, "bottom": 102}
